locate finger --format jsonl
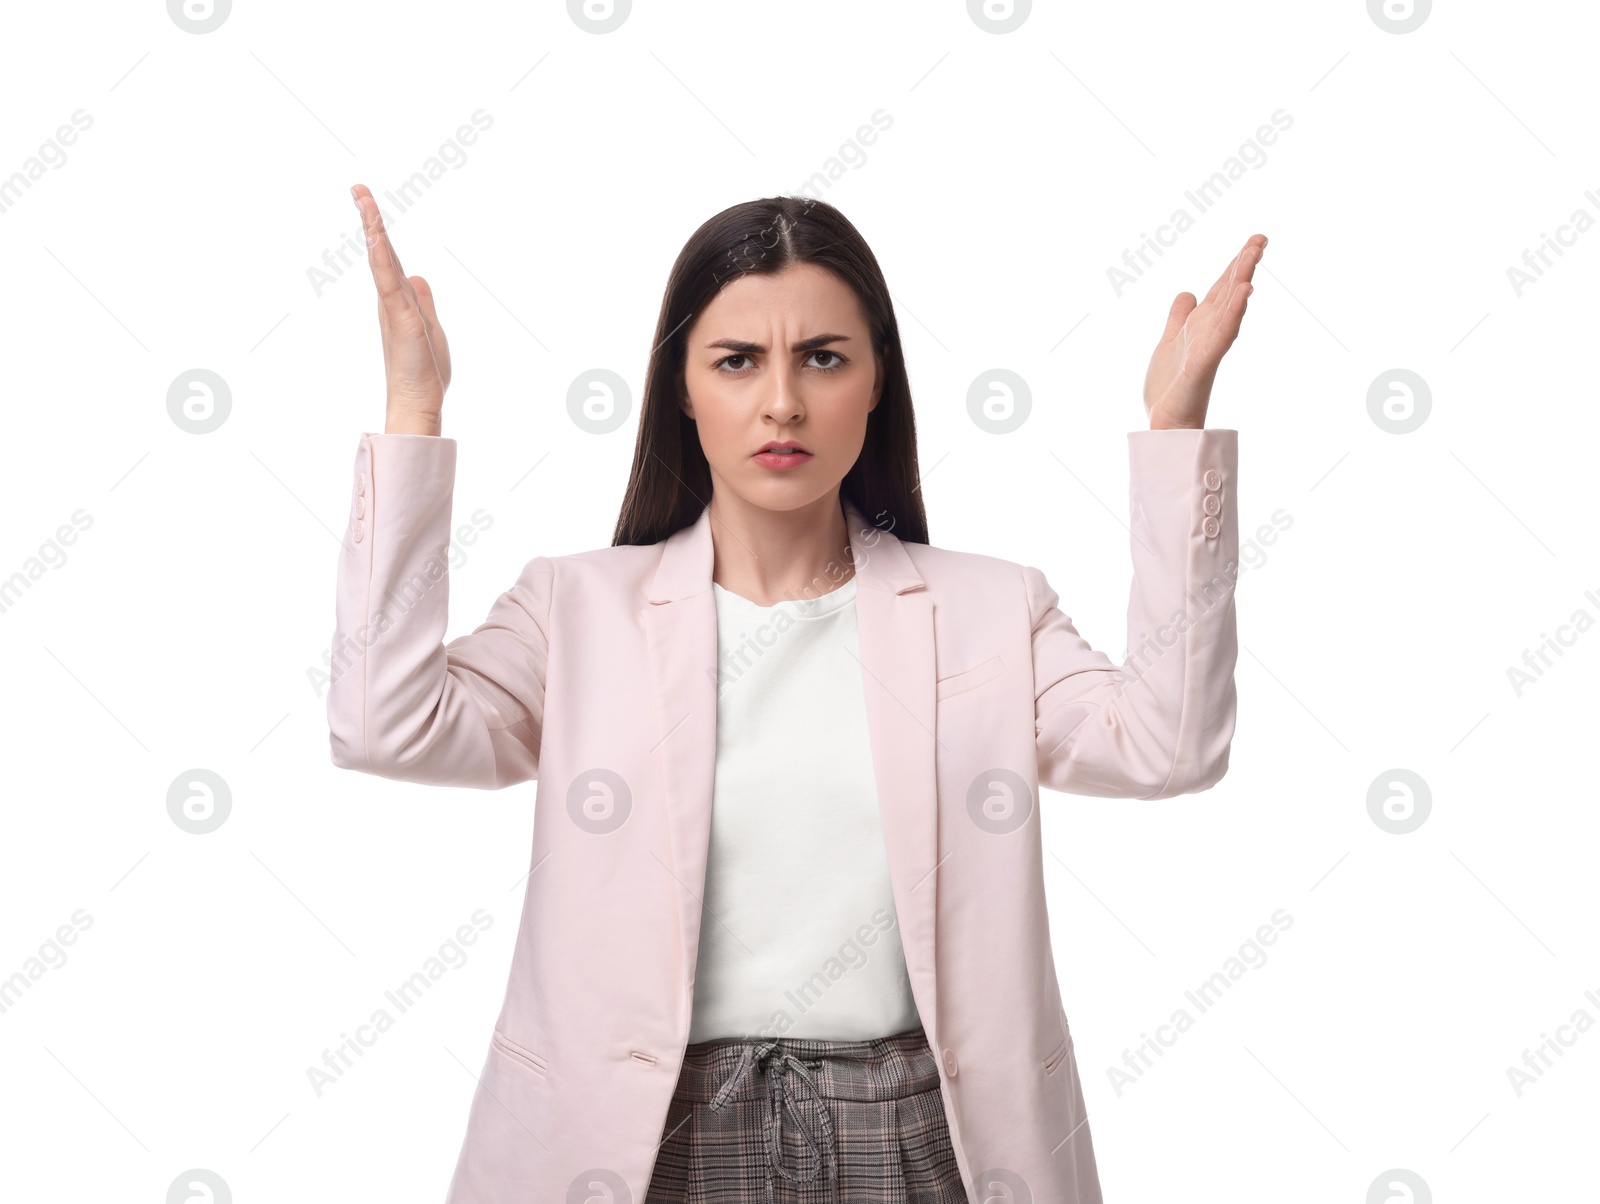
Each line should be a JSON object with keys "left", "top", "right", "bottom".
{"left": 411, "top": 274, "right": 437, "bottom": 327}
{"left": 411, "top": 276, "right": 451, "bottom": 381}
{"left": 1215, "top": 279, "right": 1253, "bottom": 345}
{"left": 1161, "top": 292, "right": 1197, "bottom": 343}
{"left": 1229, "top": 234, "right": 1267, "bottom": 289}
{"left": 353, "top": 184, "right": 412, "bottom": 306}
{"left": 1199, "top": 234, "right": 1267, "bottom": 308}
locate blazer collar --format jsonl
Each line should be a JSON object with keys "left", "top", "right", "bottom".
{"left": 646, "top": 495, "right": 924, "bottom": 602}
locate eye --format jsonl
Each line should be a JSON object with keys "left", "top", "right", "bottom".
{"left": 711, "top": 349, "right": 849, "bottom": 375}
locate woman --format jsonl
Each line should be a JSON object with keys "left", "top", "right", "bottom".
{"left": 329, "top": 186, "right": 1261, "bottom": 1204}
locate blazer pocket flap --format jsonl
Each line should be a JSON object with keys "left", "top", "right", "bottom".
{"left": 936, "top": 654, "right": 1005, "bottom": 701}
{"left": 491, "top": 1028, "right": 549, "bottom": 1076}
{"left": 1043, "top": 1033, "right": 1072, "bottom": 1074}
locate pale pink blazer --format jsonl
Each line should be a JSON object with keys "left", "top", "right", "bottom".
{"left": 326, "top": 426, "right": 1239, "bottom": 1204}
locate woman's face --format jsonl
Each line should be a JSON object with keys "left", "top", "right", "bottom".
{"left": 680, "top": 262, "right": 882, "bottom": 515}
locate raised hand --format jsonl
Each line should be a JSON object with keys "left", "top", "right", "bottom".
{"left": 352, "top": 183, "right": 452, "bottom": 436}
{"left": 1142, "top": 233, "right": 1266, "bottom": 431}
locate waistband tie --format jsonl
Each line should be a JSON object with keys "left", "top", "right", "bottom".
{"left": 707, "top": 1039, "right": 840, "bottom": 1204}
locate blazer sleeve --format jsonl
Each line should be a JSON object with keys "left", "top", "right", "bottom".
{"left": 1026, "top": 427, "right": 1239, "bottom": 800}
{"left": 326, "top": 432, "right": 551, "bottom": 790}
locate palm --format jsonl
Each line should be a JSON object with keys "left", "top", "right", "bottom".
{"left": 1143, "top": 234, "right": 1266, "bottom": 429}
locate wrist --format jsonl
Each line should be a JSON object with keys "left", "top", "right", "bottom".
{"left": 384, "top": 413, "right": 442, "bottom": 437}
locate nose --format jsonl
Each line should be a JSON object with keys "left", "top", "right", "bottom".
{"left": 760, "top": 363, "right": 805, "bottom": 425}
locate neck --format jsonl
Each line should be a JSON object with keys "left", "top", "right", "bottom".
{"left": 706, "top": 489, "right": 856, "bottom": 606}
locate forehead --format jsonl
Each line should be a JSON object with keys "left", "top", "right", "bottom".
{"left": 699, "top": 262, "right": 864, "bottom": 329}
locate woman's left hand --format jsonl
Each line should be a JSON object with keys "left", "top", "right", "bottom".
{"left": 1142, "top": 233, "right": 1267, "bottom": 430}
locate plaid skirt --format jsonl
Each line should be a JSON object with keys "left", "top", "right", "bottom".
{"left": 644, "top": 1024, "right": 967, "bottom": 1203}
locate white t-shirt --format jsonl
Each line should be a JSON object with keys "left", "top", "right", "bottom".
{"left": 687, "top": 573, "right": 923, "bottom": 1044}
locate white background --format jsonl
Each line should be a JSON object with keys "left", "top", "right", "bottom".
{"left": 1, "top": 0, "right": 1594, "bottom": 1200}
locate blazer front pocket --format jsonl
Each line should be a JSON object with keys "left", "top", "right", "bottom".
{"left": 936, "top": 653, "right": 1005, "bottom": 701}
{"left": 1042, "top": 1011, "right": 1074, "bottom": 1076}
{"left": 490, "top": 1028, "right": 549, "bottom": 1077}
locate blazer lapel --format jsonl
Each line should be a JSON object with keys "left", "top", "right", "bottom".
{"left": 641, "top": 497, "right": 941, "bottom": 1044}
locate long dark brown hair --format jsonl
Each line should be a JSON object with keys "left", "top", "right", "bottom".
{"left": 610, "top": 195, "right": 928, "bottom": 548}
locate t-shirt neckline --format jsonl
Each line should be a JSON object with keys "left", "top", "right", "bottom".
{"left": 712, "top": 574, "right": 858, "bottom": 619}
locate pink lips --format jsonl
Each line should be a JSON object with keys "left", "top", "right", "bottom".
{"left": 752, "top": 448, "right": 813, "bottom": 470}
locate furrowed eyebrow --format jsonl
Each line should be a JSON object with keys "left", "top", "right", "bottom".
{"left": 704, "top": 334, "right": 853, "bottom": 354}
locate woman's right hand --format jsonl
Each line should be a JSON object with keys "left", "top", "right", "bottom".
{"left": 353, "top": 183, "right": 451, "bottom": 436}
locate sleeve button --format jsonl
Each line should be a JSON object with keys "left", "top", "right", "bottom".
{"left": 353, "top": 527, "right": 364, "bottom": 543}
{"left": 1203, "top": 468, "right": 1222, "bottom": 491}
{"left": 1202, "top": 493, "right": 1221, "bottom": 516}
{"left": 1202, "top": 515, "right": 1220, "bottom": 539}
{"left": 354, "top": 497, "right": 365, "bottom": 519}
